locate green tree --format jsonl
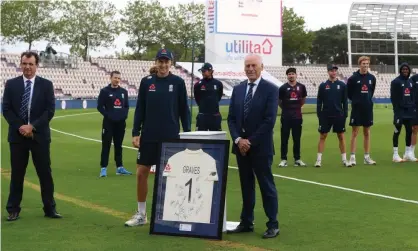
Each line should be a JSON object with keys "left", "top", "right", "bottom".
{"left": 58, "top": 0, "right": 119, "bottom": 61}
{"left": 0, "top": 0, "right": 61, "bottom": 50}
{"left": 167, "top": 3, "right": 205, "bottom": 61}
{"left": 310, "top": 24, "right": 348, "bottom": 64}
{"left": 282, "top": 7, "right": 315, "bottom": 64}
{"left": 122, "top": 0, "right": 168, "bottom": 59}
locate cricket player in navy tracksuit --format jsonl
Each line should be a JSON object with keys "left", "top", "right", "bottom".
{"left": 346, "top": 56, "right": 377, "bottom": 167}
{"left": 194, "top": 63, "right": 223, "bottom": 131}
{"left": 315, "top": 64, "right": 349, "bottom": 167}
{"left": 278, "top": 67, "right": 307, "bottom": 167}
{"left": 390, "top": 63, "right": 417, "bottom": 162}
{"left": 97, "top": 71, "right": 132, "bottom": 177}
{"left": 125, "top": 48, "right": 191, "bottom": 227}
{"left": 410, "top": 73, "right": 418, "bottom": 159}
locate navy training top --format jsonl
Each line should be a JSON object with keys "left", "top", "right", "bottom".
{"left": 132, "top": 73, "right": 191, "bottom": 142}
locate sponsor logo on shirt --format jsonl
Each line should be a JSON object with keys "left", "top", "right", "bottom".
{"left": 149, "top": 84, "right": 156, "bottom": 92}
{"left": 290, "top": 91, "right": 298, "bottom": 100}
{"left": 201, "top": 85, "right": 206, "bottom": 91}
{"left": 164, "top": 163, "right": 172, "bottom": 172}
{"left": 361, "top": 84, "right": 368, "bottom": 93}
{"left": 114, "top": 98, "right": 122, "bottom": 108}
{"left": 404, "top": 88, "right": 411, "bottom": 96}
{"left": 325, "top": 84, "right": 330, "bottom": 90}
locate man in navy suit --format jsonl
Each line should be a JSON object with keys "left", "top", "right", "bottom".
{"left": 227, "top": 54, "right": 280, "bottom": 239}
{"left": 2, "top": 51, "right": 61, "bottom": 221}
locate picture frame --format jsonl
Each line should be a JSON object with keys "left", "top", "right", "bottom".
{"left": 149, "top": 138, "right": 230, "bottom": 240}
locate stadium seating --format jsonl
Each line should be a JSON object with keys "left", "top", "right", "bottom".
{"left": 2, "top": 52, "right": 417, "bottom": 99}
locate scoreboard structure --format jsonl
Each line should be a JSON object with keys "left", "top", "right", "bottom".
{"left": 205, "top": 0, "right": 283, "bottom": 66}
{"left": 150, "top": 138, "right": 230, "bottom": 240}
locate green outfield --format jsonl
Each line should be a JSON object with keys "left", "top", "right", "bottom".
{"left": 1, "top": 105, "right": 418, "bottom": 251}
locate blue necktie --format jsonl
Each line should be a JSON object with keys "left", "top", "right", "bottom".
{"left": 243, "top": 83, "right": 255, "bottom": 120}
{"left": 20, "top": 80, "right": 32, "bottom": 123}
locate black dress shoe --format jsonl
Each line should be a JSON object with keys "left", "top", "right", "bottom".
{"left": 262, "top": 228, "right": 279, "bottom": 239}
{"left": 44, "top": 211, "right": 62, "bottom": 219}
{"left": 227, "top": 224, "right": 254, "bottom": 234}
{"left": 7, "top": 212, "right": 19, "bottom": 221}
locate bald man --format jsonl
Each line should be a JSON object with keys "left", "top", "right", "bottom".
{"left": 227, "top": 54, "right": 280, "bottom": 239}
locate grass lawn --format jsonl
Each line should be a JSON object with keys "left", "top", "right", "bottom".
{"left": 1, "top": 104, "right": 417, "bottom": 251}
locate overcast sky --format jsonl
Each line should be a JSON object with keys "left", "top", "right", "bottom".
{"left": 2, "top": 0, "right": 417, "bottom": 57}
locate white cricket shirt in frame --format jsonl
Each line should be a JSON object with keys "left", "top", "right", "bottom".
{"left": 162, "top": 148, "right": 218, "bottom": 223}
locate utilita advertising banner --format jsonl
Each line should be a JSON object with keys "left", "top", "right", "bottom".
{"left": 205, "top": 0, "right": 283, "bottom": 67}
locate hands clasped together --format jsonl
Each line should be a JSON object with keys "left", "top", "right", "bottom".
{"left": 237, "top": 138, "right": 251, "bottom": 156}
{"left": 19, "top": 124, "right": 34, "bottom": 138}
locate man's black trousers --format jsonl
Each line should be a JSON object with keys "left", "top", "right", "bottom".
{"left": 196, "top": 113, "right": 222, "bottom": 131}
{"left": 7, "top": 140, "right": 56, "bottom": 214}
{"left": 393, "top": 118, "right": 413, "bottom": 147}
{"left": 280, "top": 117, "right": 303, "bottom": 161}
{"left": 101, "top": 119, "right": 126, "bottom": 167}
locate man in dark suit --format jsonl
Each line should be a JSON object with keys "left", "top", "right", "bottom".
{"left": 2, "top": 51, "right": 61, "bottom": 221}
{"left": 227, "top": 54, "right": 280, "bottom": 239}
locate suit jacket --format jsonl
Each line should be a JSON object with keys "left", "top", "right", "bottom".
{"left": 227, "top": 78, "right": 279, "bottom": 156}
{"left": 2, "top": 75, "right": 55, "bottom": 143}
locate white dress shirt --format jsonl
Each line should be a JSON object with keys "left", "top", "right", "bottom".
{"left": 22, "top": 75, "right": 36, "bottom": 124}
{"left": 235, "top": 75, "right": 262, "bottom": 144}
{"left": 245, "top": 75, "right": 262, "bottom": 96}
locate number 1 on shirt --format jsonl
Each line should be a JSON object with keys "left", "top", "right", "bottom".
{"left": 185, "top": 178, "right": 192, "bottom": 202}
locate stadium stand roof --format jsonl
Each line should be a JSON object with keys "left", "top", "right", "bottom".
{"left": 348, "top": 2, "right": 418, "bottom": 74}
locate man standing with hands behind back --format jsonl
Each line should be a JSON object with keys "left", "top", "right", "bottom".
{"left": 347, "top": 56, "right": 377, "bottom": 166}
{"left": 97, "top": 70, "right": 132, "bottom": 177}
{"left": 2, "top": 51, "right": 61, "bottom": 221}
{"left": 124, "top": 48, "right": 191, "bottom": 227}
{"left": 278, "top": 67, "right": 307, "bottom": 167}
{"left": 227, "top": 54, "right": 280, "bottom": 239}
{"left": 194, "top": 63, "right": 224, "bottom": 131}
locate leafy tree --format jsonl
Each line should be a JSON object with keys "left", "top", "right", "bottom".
{"left": 282, "top": 7, "right": 315, "bottom": 64}
{"left": 196, "top": 44, "right": 205, "bottom": 62}
{"left": 167, "top": 3, "right": 205, "bottom": 61}
{"left": 310, "top": 24, "right": 348, "bottom": 64}
{"left": 122, "top": 0, "right": 168, "bottom": 59}
{"left": 58, "top": 0, "right": 119, "bottom": 61}
{"left": 0, "top": 0, "right": 61, "bottom": 50}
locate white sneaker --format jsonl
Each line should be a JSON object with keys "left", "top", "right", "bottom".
{"left": 364, "top": 156, "right": 377, "bottom": 165}
{"left": 349, "top": 156, "right": 356, "bottom": 167}
{"left": 294, "top": 159, "right": 307, "bottom": 167}
{"left": 393, "top": 154, "right": 404, "bottom": 163}
{"left": 278, "top": 160, "right": 287, "bottom": 167}
{"left": 124, "top": 211, "right": 147, "bottom": 227}
{"left": 403, "top": 152, "right": 417, "bottom": 162}
{"left": 343, "top": 160, "right": 350, "bottom": 167}
{"left": 314, "top": 160, "right": 321, "bottom": 167}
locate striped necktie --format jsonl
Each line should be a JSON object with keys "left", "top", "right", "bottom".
{"left": 243, "top": 83, "right": 255, "bottom": 120}
{"left": 20, "top": 80, "right": 32, "bottom": 123}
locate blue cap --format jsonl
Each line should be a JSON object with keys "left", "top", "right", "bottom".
{"left": 156, "top": 48, "right": 173, "bottom": 60}
{"left": 199, "top": 63, "right": 213, "bottom": 71}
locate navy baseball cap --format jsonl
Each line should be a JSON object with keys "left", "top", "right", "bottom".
{"left": 327, "top": 64, "right": 338, "bottom": 71}
{"left": 199, "top": 63, "right": 213, "bottom": 71}
{"left": 155, "top": 48, "right": 173, "bottom": 60}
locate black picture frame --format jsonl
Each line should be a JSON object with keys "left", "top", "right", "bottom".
{"left": 149, "top": 138, "right": 230, "bottom": 240}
